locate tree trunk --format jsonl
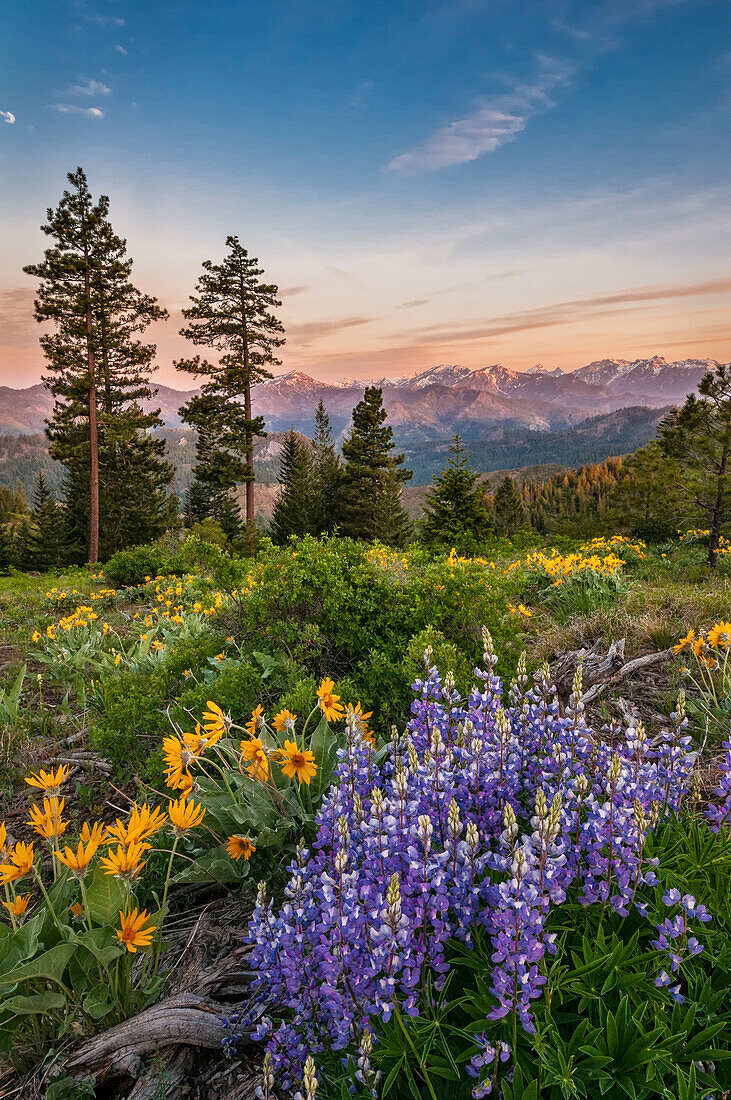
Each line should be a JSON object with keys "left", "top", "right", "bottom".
{"left": 239, "top": 274, "right": 255, "bottom": 547}
{"left": 83, "top": 236, "right": 99, "bottom": 565}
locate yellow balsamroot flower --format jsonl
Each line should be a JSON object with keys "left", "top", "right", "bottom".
{"left": 55, "top": 837, "right": 99, "bottom": 878}
{"left": 0, "top": 841, "right": 35, "bottom": 885}
{"left": 707, "top": 621, "right": 731, "bottom": 650}
{"left": 673, "top": 629, "right": 696, "bottom": 655}
{"left": 162, "top": 732, "right": 202, "bottom": 787}
{"left": 240, "top": 737, "right": 270, "bottom": 782}
{"left": 100, "top": 841, "right": 149, "bottom": 881}
{"left": 0, "top": 822, "right": 7, "bottom": 858}
{"left": 168, "top": 796, "right": 205, "bottom": 834}
{"left": 79, "top": 820, "right": 107, "bottom": 847}
{"left": 227, "top": 835, "right": 255, "bottom": 861}
{"left": 28, "top": 796, "right": 68, "bottom": 841}
{"left": 32, "top": 631, "right": 41, "bottom": 642}
{"left": 692, "top": 637, "right": 705, "bottom": 658}
{"left": 24, "top": 763, "right": 71, "bottom": 796}
{"left": 2, "top": 893, "right": 33, "bottom": 920}
{"left": 201, "top": 700, "right": 227, "bottom": 744}
{"left": 245, "top": 705, "right": 265, "bottom": 738}
{"left": 317, "top": 678, "right": 345, "bottom": 723}
{"left": 106, "top": 803, "right": 168, "bottom": 848}
{"left": 70, "top": 901, "right": 85, "bottom": 920}
{"left": 277, "top": 740, "right": 317, "bottom": 785}
{"left": 272, "top": 708, "right": 297, "bottom": 733}
{"left": 116, "top": 908, "right": 157, "bottom": 953}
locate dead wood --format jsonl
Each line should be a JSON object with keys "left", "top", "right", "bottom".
{"left": 64, "top": 992, "right": 231, "bottom": 1080}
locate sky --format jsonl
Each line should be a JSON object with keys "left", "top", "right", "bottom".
{"left": 1, "top": 0, "right": 729, "bottom": 387}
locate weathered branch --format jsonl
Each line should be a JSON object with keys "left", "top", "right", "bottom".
{"left": 64, "top": 992, "right": 231, "bottom": 1080}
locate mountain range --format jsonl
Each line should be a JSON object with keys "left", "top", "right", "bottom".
{"left": 0, "top": 356, "right": 717, "bottom": 440}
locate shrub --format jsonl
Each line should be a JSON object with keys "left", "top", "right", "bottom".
{"left": 103, "top": 544, "right": 172, "bottom": 586}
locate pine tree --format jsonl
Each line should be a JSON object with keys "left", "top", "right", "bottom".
{"left": 24, "top": 167, "right": 174, "bottom": 563}
{"left": 607, "top": 443, "right": 687, "bottom": 541}
{"left": 421, "top": 433, "right": 489, "bottom": 551}
{"left": 176, "top": 236, "right": 285, "bottom": 544}
{"left": 658, "top": 363, "right": 731, "bottom": 567}
{"left": 23, "top": 168, "right": 104, "bottom": 562}
{"left": 270, "top": 429, "right": 315, "bottom": 544}
{"left": 311, "top": 399, "right": 341, "bottom": 535}
{"left": 493, "top": 475, "right": 525, "bottom": 536}
{"left": 339, "top": 387, "right": 412, "bottom": 542}
{"left": 25, "top": 473, "right": 62, "bottom": 571}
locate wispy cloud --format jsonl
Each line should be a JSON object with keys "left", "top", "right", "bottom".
{"left": 62, "top": 79, "right": 111, "bottom": 97}
{"left": 280, "top": 284, "right": 309, "bottom": 298}
{"left": 114, "top": 44, "right": 128, "bottom": 55}
{"left": 287, "top": 316, "right": 373, "bottom": 342}
{"left": 0, "top": 110, "right": 15, "bottom": 125}
{"left": 387, "top": 61, "right": 570, "bottom": 174}
{"left": 51, "top": 104, "right": 104, "bottom": 118}
{"left": 398, "top": 277, "right": 731, "bottom": 346}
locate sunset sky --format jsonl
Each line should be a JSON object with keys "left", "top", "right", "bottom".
{"left": 1, "top": 0, "right": 729, "bottom": 387}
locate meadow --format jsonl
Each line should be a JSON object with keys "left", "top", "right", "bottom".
{"left": 0, "top": 529, "right": 729, "bottom": 1099}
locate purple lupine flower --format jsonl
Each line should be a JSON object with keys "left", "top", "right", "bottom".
{"left": 242, "top": 659, "right": 703, "bottom": 1087}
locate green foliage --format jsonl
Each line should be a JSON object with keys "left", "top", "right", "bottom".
{"left": 23, "top": 166, "right": 175, "bottom": 564}
{"left": 339, "top": 387, "right": 413, "bottom": 544}
{"left": 216, "top": 536, "right": 521, "bottom": 726}
{"left": 421, "top": 433, "right": 490, "bottom": 552}
{"left": 659, "top": 362, "right": 731, "bottom": 566}
{"left": 175, "top": 235, "right": 285, "bottom": 532}
{"left": 321, "top": 812, "right": 731, "bottom": 1100}
{"left": 270, "top": 428, "right": 316, "bottom": 544}
{"left": 90, "top": 632, "right": 230, "bottom": 774}
{"left": 493, "top": 475, "right": 525, "bottom": 537}
{"left": 103, "top": 543, "right": 175, "bottom": 586}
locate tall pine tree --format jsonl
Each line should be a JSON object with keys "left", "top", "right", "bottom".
{"left": 311, "top": 399, "right": 342, "bottom": 535}
{"left": 339, "top": 387, "right": 412, "bottom": 543}
{"left": 421, "top": 433, "right": 489, "bottom": 551}
{"left": 24, "top": 168, "right": 174, "bottom": 562}
{"left": 270, "top": 429, "right": 315, "bottom": 544}
{"left": 176, "top": 236, "right": 285, "bottom": 543}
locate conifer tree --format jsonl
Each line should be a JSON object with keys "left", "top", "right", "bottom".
{"left": 607, "top": 443, "right": 686, "bottom": 541}
{"left": 25, "top": 473, "right": 62, "bottom": 571}
{"left": 24, "top": 167, "right": 174, "bottom": 562}
{"left": 339, "top": 387, "right": 412, "bottom": 542}
{"left": 270, "top": 429, "right": 315, "bottom": 544}
{"left": 311, "top": 399, "right": 342, "bottom": 535}
{"left": 658, "top": 363, "right": 731, "bottom": 567}
{"left": 493, "top": 475, "right": 525, "bottom": 536}
{"left": 421, "top": 433, "right": 489, "bottom": 551}
{"left": 176, "top": 236, "right": 285, "bottom": 544}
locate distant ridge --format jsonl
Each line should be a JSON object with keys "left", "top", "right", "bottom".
{"left": 0, "top": 356, "right": 718, "bottom": 437}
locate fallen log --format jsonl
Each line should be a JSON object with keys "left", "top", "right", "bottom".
{"left": 581, "top": 647, "right": 675, "bottom": 704}
{"left": 64, "top": 992, "right": 231, "bottom": 1081}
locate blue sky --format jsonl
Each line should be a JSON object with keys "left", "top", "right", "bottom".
{"left": 1, "top": 0, "right": 729, "bottom": 384}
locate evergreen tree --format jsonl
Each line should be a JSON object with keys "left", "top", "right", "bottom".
{"left": 339, "top": 387, "right": 412, "bottom": 543}
{"left": 311, "top": 399, "right": 342, "bottom": 535}
{"left": 658, "top": 363, "right": 731, "bottom": 567}
{"left": 24, "top": 167, "right": 174, "bottom": 563}
{"left": 270, "top": 429, "right": 315, "bottom": 544}
{"left": 25, "top": 473, "right": 62, "bottom": 571}
{"left": 421, "top": 433, "right": 489, "bottom": 551}
{"left": 380, "top": 469, "right": 414, "bottom": 547}
{"left": 176, "top": 236, "right": 285, "bottom": 544}
{"left": 607, "top": 443, "right": 687, "bottom": 541}
{"left": 493, "top": 475, "right": 525, "bottom": 536}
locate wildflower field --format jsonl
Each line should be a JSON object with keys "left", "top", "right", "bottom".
{"left": 0, "top": 530, "right": 730, "bottom": 1099}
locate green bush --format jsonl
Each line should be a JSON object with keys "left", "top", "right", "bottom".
{"left": 210, "top": 536, "right": 523, "bottom": 726}
{"left": 103, "top": 544, "right": 172, "bottom": 586}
